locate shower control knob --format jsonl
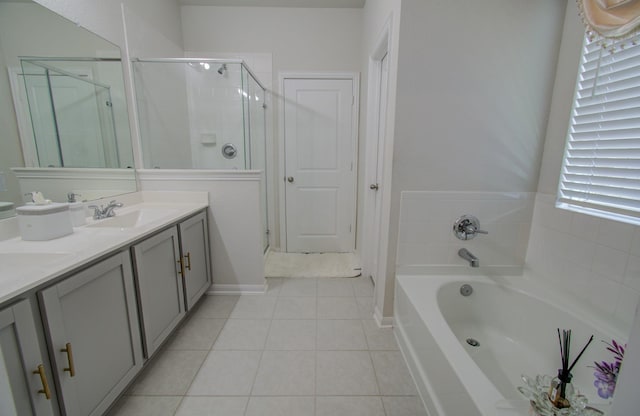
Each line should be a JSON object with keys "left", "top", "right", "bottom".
{"left": 287, "top": 176, "right": 294, "bottom": 183}
{"left": 453, "top": 215, "right": 488, "bottom": 240}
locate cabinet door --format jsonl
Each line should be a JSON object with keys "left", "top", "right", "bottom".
{"left": 40, "top": 251, "right": 143, "bottom": 416}
{"left": 132, "top": 227, "right": 185, "bottom": 357}
{"left": 178, "top": 211, "right": 212, "bottom": 310}
{"left": 0, "top": 300, "right": 56, "bottom": 416}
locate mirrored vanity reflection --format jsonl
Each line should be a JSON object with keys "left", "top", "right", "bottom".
{"left": 0, "top": 0, "right": 136, "bottom": 217}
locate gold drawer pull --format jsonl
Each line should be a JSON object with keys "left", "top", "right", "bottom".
{"left": 61, "top": 343, "right": 75, "bottom": 377}
{"left": 32, "top": 364, "right": 51, "bottom": 399}
{"left": 177, "top": 257, "right": 185, "bottom": 276}
{"left": 185, "top": 253, "right": 192, "bottom": 271}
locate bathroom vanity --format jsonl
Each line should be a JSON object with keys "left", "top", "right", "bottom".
{"left": 0, "top": 191, "right": 211, "bottom": 416}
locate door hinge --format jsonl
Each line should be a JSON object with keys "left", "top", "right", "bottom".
{"left": 349, "top": 224, "right": 352, "bottom": 233}
{"left": 352, "top": 96, "right": 355, "bottom": 106}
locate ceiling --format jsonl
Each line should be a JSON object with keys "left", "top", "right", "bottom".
{"left": 178, "top": 0, "right": 366, "bottom": 8}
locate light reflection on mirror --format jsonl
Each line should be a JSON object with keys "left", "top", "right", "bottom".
{"left": 0, "top": 0, "right": 135, "bottom": 218}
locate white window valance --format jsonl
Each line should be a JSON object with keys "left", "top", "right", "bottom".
{"left": 578, "top": 0, "right": 640, "bottom": 38}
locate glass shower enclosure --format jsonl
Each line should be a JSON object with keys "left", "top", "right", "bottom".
{"left": 132, "top": 59, "right": 269, "bottom": 250}
{"left": 19, "top": 58, "right": 132, "bottom": 168}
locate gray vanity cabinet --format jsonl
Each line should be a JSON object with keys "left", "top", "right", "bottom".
{"left": 178, "top": 211, "right": 211, "bottom": 310}
{"left": 39, "top": 251, "right": 143, "bottom": 416}
{"left": 132, "top": 227, "right": 185, "bottom": 358}
{"left": 0, "top": 299, "right": 57, "bottom": 416}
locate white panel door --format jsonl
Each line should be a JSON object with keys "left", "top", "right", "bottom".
{"left": 284, "top": 78, "right": 356, "bottom": 253}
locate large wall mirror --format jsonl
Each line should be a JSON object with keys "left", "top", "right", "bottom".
{"left": 0, "top": 0, "right": 136, "bottom": 218}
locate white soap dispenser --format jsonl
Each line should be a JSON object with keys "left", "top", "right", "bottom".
{"left": 67, "top": 192, "right": 86, "bottom": 227}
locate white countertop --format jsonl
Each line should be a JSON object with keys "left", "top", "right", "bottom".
{"left": 0, "top": 191, "right": 208, "bottom": 305}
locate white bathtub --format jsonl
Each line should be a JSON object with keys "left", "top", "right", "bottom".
{"left": 394, "top": 273, "right": 625, "bottom": 416}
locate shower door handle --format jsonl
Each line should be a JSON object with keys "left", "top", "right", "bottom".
{"left": 287, "top": 176, "right": 294, "bottom": 183}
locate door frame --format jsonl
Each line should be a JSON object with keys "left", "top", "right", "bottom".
{"left": 362, "top": 15, "right": 396, "bottom": 326}
{"left": 277, "top": 71, "right": 360, "bottom": 252}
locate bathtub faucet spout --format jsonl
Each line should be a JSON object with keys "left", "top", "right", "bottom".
{"left": 458, "top": 248, "right": 479, "bottom": 268}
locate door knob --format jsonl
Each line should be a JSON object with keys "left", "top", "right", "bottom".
{"left": 370, "top": 183, "right": 379, "bottom": 190}
{"left": 287, "top": 176, "right": 294, "bottom": 183}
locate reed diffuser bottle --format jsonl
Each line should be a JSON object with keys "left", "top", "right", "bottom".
{"left": 549, "top": 369, "right": 574, "bottom": 408}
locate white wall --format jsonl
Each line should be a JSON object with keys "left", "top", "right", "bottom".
{"left": 382, "top": 0, "right": 566, "bottom": 318}
{"left": 181, "top": 6, "right": 362, "bottom": 250}
{"left": 33, "top": 0, "right": 183, "bottom": 55}
{"left": 138, "top": 170, "right": 265, "bottom": 293}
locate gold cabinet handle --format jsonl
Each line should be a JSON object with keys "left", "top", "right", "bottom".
{"left": 177, "top": 257, "right": 185, "bottom": 277}
{"left": 60, "top": 343, "right": 75, "bottom": 377}
{"left": 32, "top": 364, "right": 52, "bottom": 399}
{"left": 185, "top": 252, "right": 192, "bottom": 271}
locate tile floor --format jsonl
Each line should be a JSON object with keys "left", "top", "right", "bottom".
{"left": 108, "top": 276, "right": 428, "bottom": 416}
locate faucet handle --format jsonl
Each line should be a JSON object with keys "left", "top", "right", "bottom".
{"left": 453, "top": 215, "right": 488, "bottom": 240}
{"left": 464, "top": 224, "right": 488, "bottom": 235}
{"left": 87, "top": 205, "right": 102, "bottom": 219}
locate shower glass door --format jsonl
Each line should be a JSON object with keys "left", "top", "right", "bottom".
{"left": 245, "top": 69, "right": 268, "bottom": 251}
{"left": 20, "top": 60, "right": 118, "bottom": 168}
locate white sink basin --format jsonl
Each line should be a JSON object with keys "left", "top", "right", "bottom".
{"left": 87, "top": 208, "right": 180, "bottom": 229}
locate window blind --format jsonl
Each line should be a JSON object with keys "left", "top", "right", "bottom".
{"left": 558, "top": 34, "right": 640, "bottom": 223}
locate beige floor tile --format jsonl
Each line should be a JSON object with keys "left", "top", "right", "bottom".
{"left": 317, "top": 278, "right": 355, "bottom": 297}
{"left": 382, "top": 396, "right": 429, "bottom": 416}
{"left": 252, "top": 350, "right": 315, "bottom": 395}
{"left": 265, "top": 278, "right": 284, "bottom": 296}
{"left": 316, "top": 396, "right": 385, "bottom": 416}
{"left": 279, "top": 278, "right": 317, "bottom": 296}
{"left": 213, "top": 319, "right": 270, "bottom": 350}
{"left": 317, "top": 297, "right": 360, "bottom": 319}
{"left": 371, "top": 351, "right": 418, "bottom": 395}
{"left": 107, "top": 395, "right": 181, "bottom": 416}
{"left": 129, "top": 350, "right": 207, "bottom": 395}
{"left": 362, "top": 319, "right": 399, "bottom": 350}
{"left": 174, "top": 396, "right": 248, "bottom": 416}
{"left": 352, "top": 276, "right": 375, "bottom": 297}
{"left": 274, "top": 297, "right": 317, "bottom": 319}
{"left": 192, "top": 295, "right": 239, "bottom": 319}
{"left": 245, "top": 396, "right": 315, "bottom": 416}
{"left": 265, "top": 319, "right": 316, "bottom": 350}
{"left": 356, "top": 296, "right": 375, "bottom": 319}
{"left": 316, "top": 351, "right": 379, "bottom": 395}
{"left": 187, "top": 350, "right": 261, "bottom": 396}
{"left": 166, "top": 317, "right": 225, "bottom": 350}
{"left": 316, "top": 319, "right": 367, "bottom": 350}
{"left": 228, "top": 296, "right": 277, "bottom": 319}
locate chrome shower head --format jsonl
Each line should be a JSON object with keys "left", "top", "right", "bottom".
{"left": 217, "top": 64, "right": 227, "bottom": 75}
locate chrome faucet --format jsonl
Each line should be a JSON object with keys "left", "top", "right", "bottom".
{"left": 88, "top": 200, "right": 123, "bottom": 220}
{"left": 458, "top": 248, "right": 479, "bottom": 268}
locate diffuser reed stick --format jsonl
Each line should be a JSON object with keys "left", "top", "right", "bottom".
{"left": 549, "top": 329, "right": 594, "bottom": 409}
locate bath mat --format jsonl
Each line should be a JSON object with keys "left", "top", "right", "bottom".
{"left": 265, "top": 252, "right": 361, "bottom": 278}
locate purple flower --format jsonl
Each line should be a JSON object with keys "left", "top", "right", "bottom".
{"left": 591, "top": 340, "right": 626, "bottom": 399}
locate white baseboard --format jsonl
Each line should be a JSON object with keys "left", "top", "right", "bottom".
{"left": 207, "top": 283, "right": 266, "bottom": 295}
{"left": 373, "top": 305, "right": 394, "bottom": 328}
